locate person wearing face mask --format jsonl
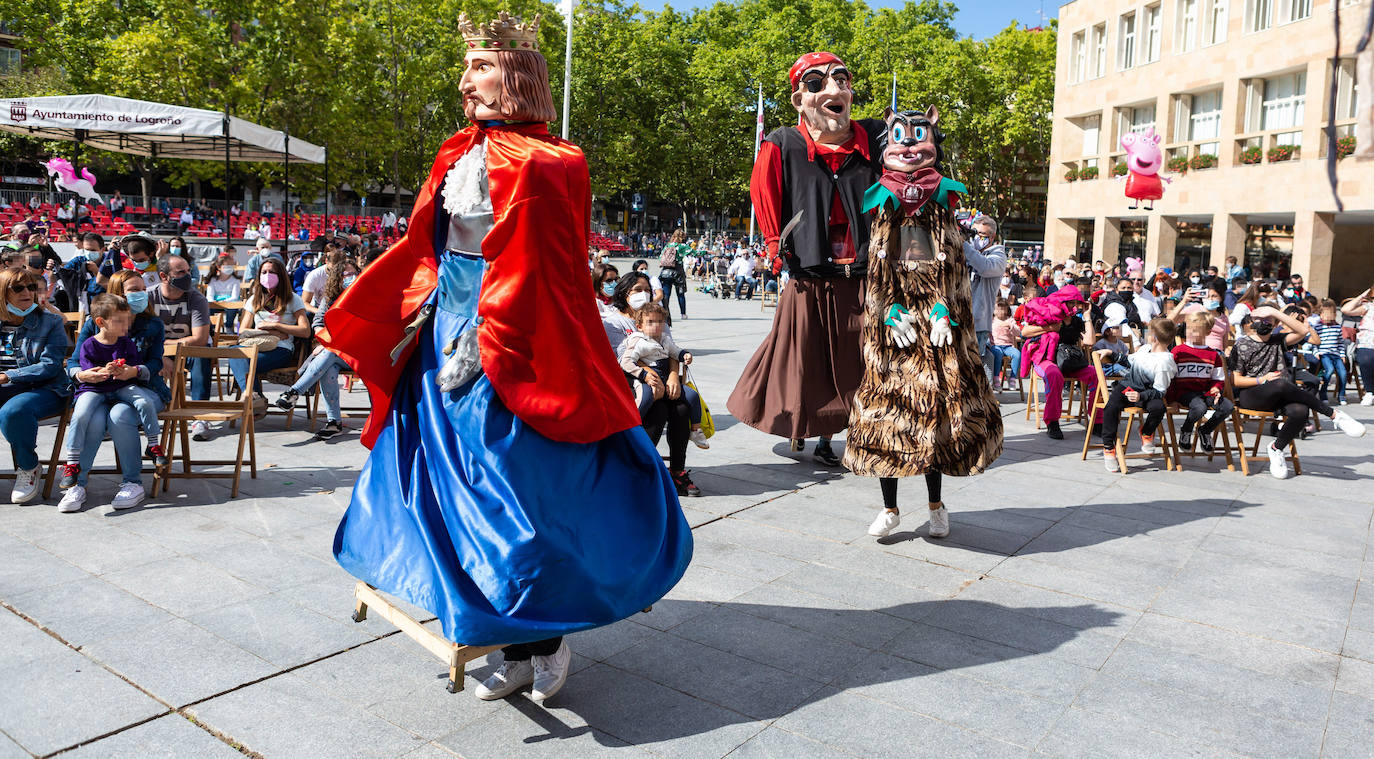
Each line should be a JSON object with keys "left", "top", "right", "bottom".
{"left": 274, "top": 256, "right": 358, "bottom": 440}
{"left": 149, "top": 253, "right": 215, "bottom": 439}
{"left": 244, "top": 237, "right": 285, "bottom": 285}
{"left": 1167, "top": 279, "right": 1230, "bottom": 351}
{"left": 60, "top": 271, "right": 170, "bottom": 512}
{"left": 592, "top": 262, "right": 619, "bottom": 307}
{"left": 301, "top": 244, "right": 339, "bottom": 311}
{"left": 228, "top": 258, "right": 310, "bottom": 417}
{"left": 1230, "top": 306, "right": 1366, "bottom": 478}
{"left": 54, "top": 232, "right": 107, "bottom": 314}
{"left": 0, "top": 268, "right": 70, "bottom": 505}
{"left": 964, "top": 214, "right": 1008, "bottom": 385}
{"left": 119, "top": 234, "right": 162, "bottom": 290}
{"left": 164, "top": 236, "right": 199, "bottom": 287}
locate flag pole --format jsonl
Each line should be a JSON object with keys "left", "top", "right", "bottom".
{"left": 890, "top": 70, "right": 898, "bottom": 110}
{"left": 747, "top": 82, "right": 764, "bottom": 244}
{"left": 561, "top": 1, "right": 574, "bottom": 140}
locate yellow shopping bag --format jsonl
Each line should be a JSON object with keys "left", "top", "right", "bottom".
{"left": 684, "top": 368, "right": 714, "bottom": 439}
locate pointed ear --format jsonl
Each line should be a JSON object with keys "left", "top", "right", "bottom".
{"left": 883, "top": 106, "right": 894, "bottom": 121}
{"left": 925, "top": 105, "right": 939, "bottom": 125}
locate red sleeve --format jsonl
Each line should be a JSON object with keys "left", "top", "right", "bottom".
{"left": 750, "top": 141, "right": 783, "bottom": 258}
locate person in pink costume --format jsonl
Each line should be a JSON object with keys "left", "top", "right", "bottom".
{"left": 1019, "top": 285, "right": 1101, "bottom": 439}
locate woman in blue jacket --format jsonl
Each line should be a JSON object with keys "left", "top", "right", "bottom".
{"left": 0, "top": 268, "right": 70, "bottom": 504}
{"left": 61, "top": 270, "right": 169, "bottom": 512}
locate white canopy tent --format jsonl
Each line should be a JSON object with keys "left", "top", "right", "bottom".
{"left": 0, "top": 94, "right": 328, "bottom": 250}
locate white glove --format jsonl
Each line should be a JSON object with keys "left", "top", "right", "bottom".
{"left": 884, "top": 304, "right": 918, "bottom": 349}
{"left": 929, "top": 316, "right": 953, "bottom": 347}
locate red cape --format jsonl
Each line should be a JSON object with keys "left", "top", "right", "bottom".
{"left": 321, "top": 123, "right": 639, "bottom": 447}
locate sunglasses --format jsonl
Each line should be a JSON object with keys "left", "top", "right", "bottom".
{"left": 9, "top": 283, "right": 40, "bottom": 293}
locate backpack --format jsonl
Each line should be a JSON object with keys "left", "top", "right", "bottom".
{"left": 659, "top": 243, "right": 679, "bottom": 269}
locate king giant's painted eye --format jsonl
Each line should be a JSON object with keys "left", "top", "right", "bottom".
{"left": 912, "top": 125, "right": 929, "bottom": 142}
{"left": 890, "top": 123, "right": 906, "bottom": 143}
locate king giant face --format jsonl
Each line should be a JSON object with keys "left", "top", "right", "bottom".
{"left": 460, "top": 51, "right": 506, "bottom": 122}
{"left": 791, "top": 62, "right": 852, "bottom": 140}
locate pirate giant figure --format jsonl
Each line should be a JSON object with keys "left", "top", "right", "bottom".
{"left": 727, "top": 52, "right": 884, "bottom": 466}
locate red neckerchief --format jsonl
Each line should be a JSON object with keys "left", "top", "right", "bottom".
{"left": 878, "top": 167, "right": 943, "bottom": 216}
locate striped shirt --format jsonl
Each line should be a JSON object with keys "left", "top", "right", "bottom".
{"left": 1312, "top": 319, "right": 1344, "bottom": 356}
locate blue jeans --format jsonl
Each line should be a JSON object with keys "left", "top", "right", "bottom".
{"left": 0, "top": 386, "right": 67, "bottom": 471}
{"left": 73, "top": 395, "right": 163, "bottom": 486}
{"left": 188, "top": 356, "right": 213, "bottom": 401}
{"left": 989, "top": 344, "right": 1021, "bottom": 379}
{"left": 65, "top": 386, "right": 163, "bottom": 460}
{"left": 634, "top": 376, "right": 702, "bottom": 423}
{"left": 734, "top": 275, "right": 756, "bottom": 299}
{"left": 289, "top": 350, "right": 348, "bottom": 422}
{"left": 976, "top": 330, "right": 995, "bottom": 384}
{"left": 1319, "top": 353, "right": 1347, "bottom": 401}
{"left": 229, "top": 345, "right": 295, "bottom": 395}
{"left": 1357, "top": 348, "right": 1374, "bottom": 396}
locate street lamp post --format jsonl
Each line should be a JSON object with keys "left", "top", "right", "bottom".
{"left": 561, "top": 0, "right": 574, "bottom": 140}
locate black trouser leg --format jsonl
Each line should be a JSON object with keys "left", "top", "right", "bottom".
{"left": 1181, "top": 393, "right": 1208, "bottom": 433}
{"left": 880, "top": 477, "right": 898, "bottom": 510}
{"left": 925, "top": 472, "right": 942, "bottom": 503}
{"left": 1100, "top": 383, "right": 1131, "bottom": 449}
{"left": 1140, "top": 398, "right": 1167, "bottom": 436}
{"left": 666, "top": 399, "right": 690, "bottom": 471}
{"left": 1238, "top": 380, "right": 1330, "bottom": 448}
{"left": 502, "top": 637, "right": 563, "bottom": 661}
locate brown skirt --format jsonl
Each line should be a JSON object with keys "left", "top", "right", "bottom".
{"left": 726, "top": 275, "right": 865, "bottom": 439}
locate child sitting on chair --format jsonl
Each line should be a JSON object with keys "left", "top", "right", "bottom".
{"left": 618, "top": 303, "right": 708, "bottom": 449}
{"left": 60, "top": 294, "right": 168, "bottom": 489}
{"left": 1093, "top": 317, "right": 1132, "bottom": 377}
{"left": 1099, "top": 318, "right": 1179, "bottom": 472}
{"left": 1170, "top": 311, "right": 1233, "bottom": 453}
{"left": 989, "top": 300, "right": 1021, "bottom": 390}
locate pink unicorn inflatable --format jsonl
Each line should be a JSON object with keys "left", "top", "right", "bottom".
{"left": 1118, "top": 128, "right": 1171, "bottom": 211}
{"left": 41, "top": 157, "right": 102, "bottom": 204}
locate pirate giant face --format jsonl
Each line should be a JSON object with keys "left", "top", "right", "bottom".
{"left": 460, "top": 51, "right": 505, "bottom": 121}
{"left": 790, "top": 55, "right": 852, "bottom": 140}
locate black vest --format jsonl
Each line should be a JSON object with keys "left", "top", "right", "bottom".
{"left": 765, "top": 119, "right": 883, "bottom": 278}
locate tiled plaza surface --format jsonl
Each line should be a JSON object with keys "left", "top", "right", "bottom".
{"left": 2, "top": 274, "right": 1373, "bottom": 758}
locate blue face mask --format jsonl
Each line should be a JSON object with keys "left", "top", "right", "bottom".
{"left": 84, "top": 248, "right": 103, "bottom": 262}
{"left": 1204, "top": 299, "right": 1221, "bottom": 311}
{"left": 125, "top": 290, "right": 150, "bottom": 314}
{"left": 6, "top": 302, "right": 37, "bottom": 318}
{"left": 601, "top": 282, "right": 616, "bottom": 296}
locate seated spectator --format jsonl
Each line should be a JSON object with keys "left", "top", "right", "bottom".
{"left": 1167, "top": 279, "right": 1229, "bottom": 351}
{"left": 1311, "top": 299, "right": 1347, "bottom": 404}
{"left": 149, "top": 253, "right": 214, "bottom": 439}
{"left": 618, "top": 303, "right": 707, "bottom": 448}
{"left": 244, "top": 238, "right": 286, "bottom": 284}
{"left": 165, "top": 236, "right": 200, "bottom": 286}
{"left": 989, "top": 300, "right": 1021, "bottom": 390}
{"left": 1093, "top": 318, "right": 1131, "bottom": 377}
{"left": 0, "top": 268, "right": 69, "bottom": 504}
{"left": 1230, "top": 305, "right": 1365, "bottom": 479}
{"left": 1170, "top": 312, "right": 1233, "bottom": 452}
{"left": 178, "top": 207, "right": 194, "bottom": 234}
{"left": 261, "top": 200, "right": 275, "bottom": 219}
{"left": 592, "top": 262, "right": 619, "bottom": 307}
{"left": 109, "top": 190, "right": 125, "bottom": 219}
{"left": 228, "top": 257, "right": 310, "bottom": 416}
{"left": 1099, "top": 318, "right": 1178, "bottom": 472}
{"left": 729, "top": 254, "right": 756, "bottom": 300}
{"left": 273, "top": 255, "right": 358, "bottom": 440}
{"left": 1019, "top": 285, "right": 1100, "bottom": 440}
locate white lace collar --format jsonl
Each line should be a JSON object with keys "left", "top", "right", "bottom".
{"left": 441, "top": 140, "right": 488, "bottom": 217}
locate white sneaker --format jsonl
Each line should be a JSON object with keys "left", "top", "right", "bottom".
{"left": 1361, "top": 393, "right": 1374, "bottom": 406}
{"left": 1103, "top": 449, "right": 1119, "bottom": 472}
{"left": 57, "top": 484, "right": 86, "bottom": 513}
{"left": 191, "top": 420, "right": 211, "bottom": 441}
{"left": 473, "top": 659, "right": 533, "bottom": 701}
{"left": 110, "top": 481, "right": 146, "bottom": 510}
{"left": 530, "top": 641, "right": 571, "bottom": 703}
{"left": 1331, "top": 409, "right": 1367, "bottom": 438}
{"left": 10, "top": 466, "right": 40, "bottom": 504}
{"left": 927, "top": 506, "right": 950, "bottom": 538}
{"left": 1139, "top": 435, "right": 1158, "bottom": 456}
{"left": 688, "top": 428, "right": 710, "bottom": 449}
{"left": 867, "top": 509, "right": 901, "bottom": 537}
{"left": 1267, "top": 444, "right": 1290, "bottom": 480}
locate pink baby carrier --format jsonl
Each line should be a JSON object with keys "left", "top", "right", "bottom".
{"left": 1018, "top": 285, "right": 1085, "bottom": 377}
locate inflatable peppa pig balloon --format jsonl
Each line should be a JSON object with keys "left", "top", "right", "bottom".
{"left": 1119, "top": 128, "right": 1171, "bottom": 211}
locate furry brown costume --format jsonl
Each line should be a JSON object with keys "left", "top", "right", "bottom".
{"left": 843, "top": 201, "right": 1004, "bottom": 477}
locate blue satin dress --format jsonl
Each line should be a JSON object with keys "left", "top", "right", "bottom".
{"left": 334, "top": 161, "right": 692, "bottom": 647}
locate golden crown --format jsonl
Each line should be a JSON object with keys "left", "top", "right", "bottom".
{"left": 458, "top": 11, "right": 541, "bottom": 52}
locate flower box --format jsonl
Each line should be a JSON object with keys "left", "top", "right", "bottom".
{"left": 1188, "top": 153, "right": 1218, "bottom": 170}
{"left": 1240, "top": 146, "right": 1263, "bottom": 165}
{"left": 1266, "top": 145, "right": 1297, "bottom": 162}
{"left": 1167, "top": 156, "right": 1190, "bottom": 173}
{"left": 1338, "top": 135, "right": 1356, "bottom": 159}
{"left": 1080, "top": 166, "right": 1099, "bottom": 180}
{"left": 1064, "top": 167, "right": 1079, "bottom": 182}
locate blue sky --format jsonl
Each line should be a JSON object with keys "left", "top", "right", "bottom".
{"left": 656, "top": 0, "right": 1056, "bottom": 39}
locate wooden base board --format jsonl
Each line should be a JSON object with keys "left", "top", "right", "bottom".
{"left": 350, "top": 582, "right": 503, "bottom": 693}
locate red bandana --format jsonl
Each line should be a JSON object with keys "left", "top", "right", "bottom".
{"left": 878, "top": 167, "right": 943, "bottom": 216}
{"left": 789, "top": 52, "right": 846, "bottom": 91}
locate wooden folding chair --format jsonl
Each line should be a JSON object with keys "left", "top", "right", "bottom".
{"left": 258, "top": 335, "right": 316, "bottom": 430}
{"left": 1027, "top": 366, "right": 1090, "bottom": 429}
{"left": 155, "top": 344, "right": 260, "bottom": 498}
{"left": 1080, "top": 352, "right": 1176, "bottom": 473}
{"left": 1228, "top": 373, "right": 1302, "bottom": 477}
{"left": 0, "top": 405, "right": 72, "bottom": 499}
{"left": 1001, "top": 354, "right": 1025, "bottom": 402}
{"left": 308, "top": 364, "right": 371, "bottom": 426}
{"left": 1165, "top": 400, "right": 1237, "bottom": 471}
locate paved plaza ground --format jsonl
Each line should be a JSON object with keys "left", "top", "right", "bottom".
{"left": 3, "top": 274, "right": 1374, "bottom": 758}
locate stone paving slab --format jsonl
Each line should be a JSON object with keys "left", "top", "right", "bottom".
{"left": 2, "top": 282, "right": 1373, "bottom": 757}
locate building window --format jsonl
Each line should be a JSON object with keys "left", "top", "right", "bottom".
{"left": 1092, "top": 24, "right": 1108, "bottom": 78}
{"left": 1177, "top": 0, "right": 1199, "bottom": 53}
{"left": 1248, "top": 71, "right": 1306, "bottom": 143}
{"left": 1205, "top": 0, "right": 1229, "bottom": 44}
{"left": 1246, "top": 0, "right": 1273, "bottom": 32}
{"left": 1071, "top": 31, "right": 1087, "bottom": 84}
{"left": 0, "top": 48, "right": 19, "bottom": 75}
{"left": 1119, "top": 12, "right": 1137, "bottom": 69}
{"left": 1082, "top": 114, "right": 1101, "bottom": 156}
{"left": 1144, "top": 4, "right": 1163, "bottom": 62}
{"left": 1118, "top": 104, "right": 1158, "bottom": 143}
{"left": 1190, "top": 90, "right": 1223, "bottom": 155}
{"left": 1336, "top": 58, "right": 1358, "bottom": 121}
{"left": 1281, "top": 0, "right": 1311, "bottom": 23}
